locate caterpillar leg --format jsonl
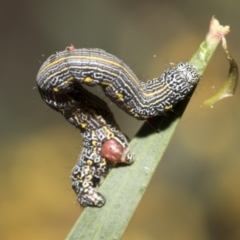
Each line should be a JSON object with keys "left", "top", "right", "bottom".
{"left": 71, "top": 129, "right": 133, "bottom": 207}
{"left": 72, "top": 174, "right": 106, "bottom": 208}
{"left": 71, "top": 153, "right": 111, "bottom": 207}
{"left": 78, "top": 189, "right": 106, "bottom": 208}
{"left": 72, "top": 181, "right": 106, "bottom": 207}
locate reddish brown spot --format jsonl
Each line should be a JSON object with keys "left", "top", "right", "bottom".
{"left": 101, "top": 139, "right": 124, "bottom": 163}
{"left": 66, "top": 44, "right": 75, "bottom": 51}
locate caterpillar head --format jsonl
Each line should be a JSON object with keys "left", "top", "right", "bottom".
{"left": 176, "top": 62, "right": 200, "bottom": 85}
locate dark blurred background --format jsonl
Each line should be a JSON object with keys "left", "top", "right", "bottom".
{"left": 1, "top": 0, "right": 240, "bottom": 239}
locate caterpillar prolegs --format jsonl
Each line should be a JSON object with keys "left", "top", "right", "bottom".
{"left": 36, "top": 47, "right": 200, "bottom": 207}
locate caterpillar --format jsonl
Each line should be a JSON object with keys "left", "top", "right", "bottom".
{"left": 36, "top": 47, "right": 200, "bottom": 207}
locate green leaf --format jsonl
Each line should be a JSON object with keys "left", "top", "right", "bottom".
{"left": 203, "top": 37, "right": 239, "bottom": 106}
{"left": 65, "top": 17, "right": 230, "bottom": 240}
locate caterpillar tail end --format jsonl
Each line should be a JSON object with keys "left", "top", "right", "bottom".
{"left": 75, "top": 187, "right": 106, "bottom": 208}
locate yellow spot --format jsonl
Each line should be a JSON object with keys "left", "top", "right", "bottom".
{"left": 83, "top": 181, "right": 90, "bottom": 188}
{"left": 53, "top": 87, "right": 59, "bottom": 92}
{"left": 103, "top": 126, "right": 115, "bottom": 137}
{"left": 84, "top": 77, "right": 93, "bottom": 83}
{"left": 86, "top": 175, "right": 93, "bottom": 181}
{"left": 77, "top": 175, "right": 82, "bottom": 180}
{"left": 100, "top": 158, "right": 107, "bottom": 167}
{"left": 81, "top": 123, "right": 87, "bottom": 128}
{"left": 92, "top": 140, "right": 98, "bottom": 147}
{"left": 102, "top": 158, "right": 106, "bottom": 165}
{"left": 116, "top": 93, "right": 123, "bottom": 100}
{"left": 87, "top": 159, "right": 93, "bottom": 165}
{"left": 164, "top": 105, "right": 173, "bottom": 110}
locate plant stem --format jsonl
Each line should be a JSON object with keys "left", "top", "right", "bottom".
{"left": 65, "top": 17, "right": 230, "bottom": 240}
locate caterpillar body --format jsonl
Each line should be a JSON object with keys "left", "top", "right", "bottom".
{"left": 36, "top": 47, "right": 200, "bottom": 207}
